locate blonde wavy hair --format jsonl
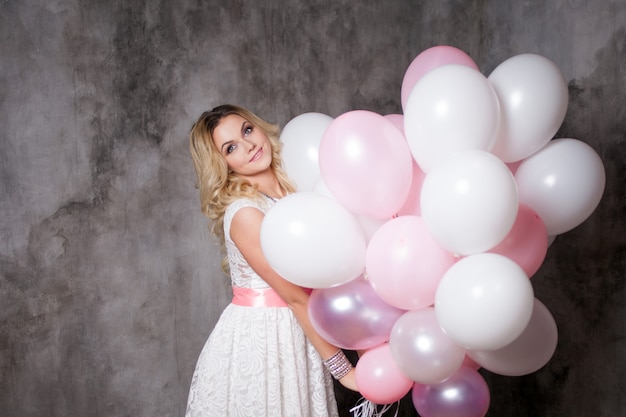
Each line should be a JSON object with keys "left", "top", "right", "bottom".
{"left": 189, "top": 104, "right": 296, "bottom": 270}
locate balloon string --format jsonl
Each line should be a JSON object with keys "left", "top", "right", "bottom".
{"left": 350, "top": 397, "right": 399, "bottom": 417}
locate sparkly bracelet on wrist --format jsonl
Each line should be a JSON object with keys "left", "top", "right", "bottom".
{"left": 323, "top": 349, "right": 353, "bottom": 380}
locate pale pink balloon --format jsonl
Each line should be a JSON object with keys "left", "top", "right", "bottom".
{"left": 488, "top": 204, "right": 548, "bottom": 277}
{"left": 462, "top": 354, "right": 482, "bottom": 371}
{"left": 384, "top": 113, "right": 405, "bottom": 134}
{"left": 389, "top": 308, "right": 466, "bottom": 384}
{"left": 308, "top": 277, "right": 406, "bottom": 350}
{"left": 319, "top": 110, "right": 413, "bottom": 219}
{"left": 506, "top": 160, "right": 522, "bottom": 175}
{"left": 386, "top": 114, "right": 425, "bottom": 217}
{"left": 355, "top": 344, "right": 414, "bottom": 404}
{"left": 397, "top": 160, "right": 426, "bottom": 217}
{"left": 366, "top": 216, "right": 456, "bottom": 310}
{"left": 401, "top": 45, "right": 479, "bottom": 111}
{"left": 412, "top": 367, "right": 490, "bottom": 417}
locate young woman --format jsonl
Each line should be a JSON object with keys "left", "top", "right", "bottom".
{"left": 185, "top": 104, "right": 358, "bottom": 417}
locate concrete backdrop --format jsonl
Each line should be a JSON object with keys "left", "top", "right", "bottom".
{"left": 1, "top": 0, "right": 624, "bottom": 416}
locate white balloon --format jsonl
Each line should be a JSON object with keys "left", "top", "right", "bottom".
{"left": 489, "top": 54, "right": 569, "bottom": 162}
{"left": 312, "top": 176, "right": 388, "bottom": 243}
{"left": 280, "top": 112, "right": 334, "bottom": 191}
{"left": 260, "top": 192, "right": 366, "bottom": 288}
{"left": 312, "top": 175, "right": 334, "bottom": 197}
{"left": 468, "top": 298, "right": 558, "bottom": 376}
{"left": 435, "top": 253, "right": 534, "bottom": 351}
{"left": 547, "top": 235, "right": 557, "bottom": 247}
{"left": 404, "top": 64, "right": 500, "bottom": 173}
{"left": 420, "top": 150, "right": 519, "bottom": 255}
{"left": 514, "top": 138, "right": 606, "bottom": 236}
{"left": 353, "top": 214, "right": 389, "bottom": 244}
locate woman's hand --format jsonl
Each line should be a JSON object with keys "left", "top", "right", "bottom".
{"left": 338, "top": 368, "right": 359, "bottom": 392}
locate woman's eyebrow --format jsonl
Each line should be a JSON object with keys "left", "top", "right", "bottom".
{"left": 219, "top": 121, "right": 247, "bottom": 153}
{"left": 220, "top": 140, "right": 233, "bottom": 154}
{"left": 240, "top": 120, "right": 248, "bottom": 136}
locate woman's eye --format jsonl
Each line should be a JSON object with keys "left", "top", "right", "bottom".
{"left": 244, "top": 126, "right": 253, "bottom": 136}
{"left": 226, "top": 144, "right": 236, "bottom": 154}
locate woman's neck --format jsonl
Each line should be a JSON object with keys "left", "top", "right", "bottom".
{"left": 257, "top": 183, "right": 284, "bottom": 200}
{"left": 248, "top": 171, "right": 284, "bottom": 199}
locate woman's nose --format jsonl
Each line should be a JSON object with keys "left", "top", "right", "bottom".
{"left": 244, "top": 139, "right": 256, "bottom": 152}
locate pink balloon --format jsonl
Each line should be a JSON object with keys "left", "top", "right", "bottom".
{"left": 319, "top": 110, "right": 413, "bottom": 218}
{"left": 488, "top": 204, "right": 548, "bottom": 277}
{"left": 308, "top": 276, "right": 406, "bottom": 350}
{"left": 401, "top": 45, "right": 479, "bottom": 111}
{"left": 389, "top": 308, "right": 466, "bottom": 384}
{"left": 397, "top": 160, "right": 426, "bottom": 217}
{"left": 384, "top": 113, "right": 405, "bottom": 135}
{"left": 366, "top": 216, "right": 456, "bottom": 310}
{"left": 412, "top": 367, "right": 491, "bottom": 417}
{"left": 506, "top": 160, "right": 522, "bottom": 174}
{"left": 355, "top": 344, "right": 414, "bottom": 404}
{"left": 385, "top": 115, "right": 425, "bottom": 217}
{"left": 462, "top": 355, "right": 482, "bottom": 371}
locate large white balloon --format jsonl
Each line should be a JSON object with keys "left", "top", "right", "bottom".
{"left": 468, "top": 298, "right": 558, "bottom": 376}
{"left": 260, "top": 192, "right": 366, "bottom": 288}
{"left": 420, "top": 150, "right": 519, "bottom": 255}
{"left": 400, "top": 45, "right": 479, "bottom": 111}
{"left": 404, "top": 64, "right": 500, "bottom": 173}
{"left": 489, "top": 54, "right": 569, "bottom": 162}
{"left": 280, "top": 112, "right": 334, "bottom": 191}
{"left": 514, "top": 138, "right": 606, "bottom": 236}
{"left": 435, "top": 253, "right": 534, "bottom": 351}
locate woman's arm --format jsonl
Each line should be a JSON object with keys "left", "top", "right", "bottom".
{"left": 230, "top": 206, "right": 358, "bottom": 391}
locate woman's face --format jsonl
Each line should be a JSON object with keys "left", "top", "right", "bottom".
{"left": 212, "top": 114, "right": 273, "bottom": 178}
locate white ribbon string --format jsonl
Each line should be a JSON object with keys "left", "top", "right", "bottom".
{"left": 350, "top": 397, "right": 400, "bottom": 417}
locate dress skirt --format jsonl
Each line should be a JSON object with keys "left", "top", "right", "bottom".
{"left": 185, "top": 303, "right": 339, "bottom": 417}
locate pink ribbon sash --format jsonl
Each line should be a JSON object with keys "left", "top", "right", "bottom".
{"left": 231, "top": 287, "right": 288, "bottom": 308}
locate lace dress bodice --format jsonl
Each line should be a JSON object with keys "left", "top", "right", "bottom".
{"left": 224, "top": 197, "right": 274, "bottom": 289}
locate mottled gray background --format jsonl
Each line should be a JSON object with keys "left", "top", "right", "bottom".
{"left": 1, "top": 0, "right": 624, "bottom": 416}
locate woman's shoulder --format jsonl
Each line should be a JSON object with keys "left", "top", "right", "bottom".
{"left": 225, "top": 196, "right": 264, "bottom": 214}
{"left": 224, "top": 196, "right": 270, "bottom": 233}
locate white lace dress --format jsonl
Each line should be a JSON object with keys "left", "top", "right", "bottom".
{"left": 185, "top": 197, "right": 339, "bottom": 417}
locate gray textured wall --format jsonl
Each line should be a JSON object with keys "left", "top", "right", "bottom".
{"left": 1, "top": 1, "right": 624, "bottom": 416}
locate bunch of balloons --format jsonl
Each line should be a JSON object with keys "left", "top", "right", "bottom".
{"left": 261, "top": 45, "right": 606, "bottom": 417}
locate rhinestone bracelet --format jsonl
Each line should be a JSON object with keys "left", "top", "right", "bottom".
{"left": 323, "top": 349, "right": 353, "bottom": 380}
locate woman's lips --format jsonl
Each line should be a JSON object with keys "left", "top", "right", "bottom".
{"left": 249, "top": 147, "right": 263, "bottom": 162}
